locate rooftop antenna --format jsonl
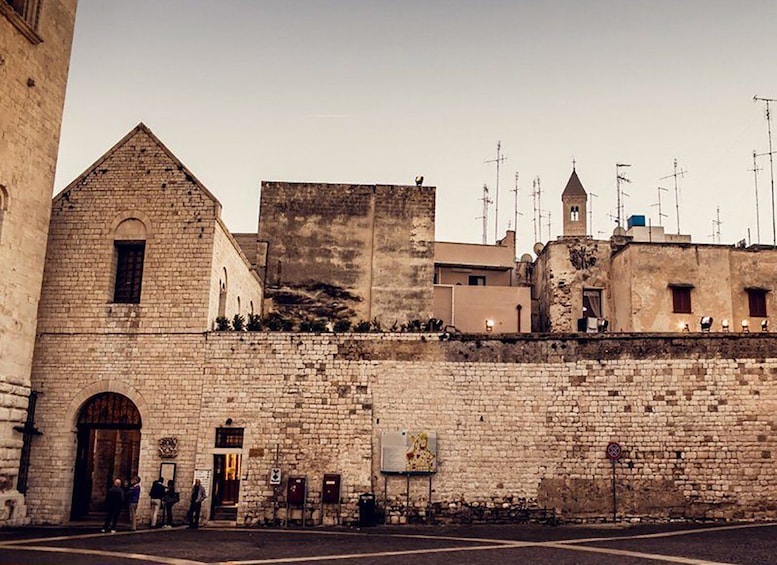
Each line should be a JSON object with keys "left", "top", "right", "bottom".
{"left": 754, "top": 95, "right": 777, "bottom": 246}
{"left": 652, "top": 186, "right": 669, "bottom": 227}
{"left": 484, "top": 141, "right": 507, "bottom": 242}
{"left": 712, "top": 206, "right": 722, "bottom": 243}
{"left": 659, "top": 158, "right": 687, "bottom": 235}
{"left": 546, "top": 209, "right": 552, "bottom": 241}
{"left": 615, "top": 163, "right": 631, "bottom": 227}
{"left": 750, "top": 150, "right": 764, "bottom": 244}
{"left": 588, "top": 192, "right": 598, "bottom": 237}
{"left": 477, "top": 184, "right": 492, "bottom": 244}
{"left": 511, "top": 172, "right": 523, "bottom": 246}
{"left": 532, "top": 176, "right": 542, "bottom": 243}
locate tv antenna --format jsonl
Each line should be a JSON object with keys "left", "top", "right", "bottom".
{"left": 588, "top": 192, "right": 598, "bottom": 238}
{"left": 484, "top": 141, "right": 507, "bottom": 242}
{"left": 711, "top": 206, "right": 722, "bottom": 243}
{"left": 659, "top": 158, "right": 687, "bottom": 234}
{"left": 532, "top": 176, "right": 542, "bottom": 243}
{"left": 615, "top": 163, "right": 631, "bottom": 227}
{"left": 750, "top": 150, "right": 764, "bottom": 244}
{"left": 511, "top": 172, "right": 523, "bottom": 244}
{"left": 477, "top": 184, "right": 492, "bottom": 244}
{"left": 652, "top": 186, "right": 669, "bottom": 227}
{"left": 754, "top": 95, "right": 777, "bottom": 246}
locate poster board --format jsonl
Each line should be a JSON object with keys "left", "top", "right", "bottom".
{"left": 381, "top": 431, "right": 437, "bottom": 474}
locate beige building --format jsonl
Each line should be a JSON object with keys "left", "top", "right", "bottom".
{"left": 31, "top": 124, "right": 263, "bottom": 521}
{"left": 534, "top": 169, "right": 776, "bottom": 333}
{"left": 433, "top": 231, "right": 531, "bottom": 333}
{"left": 0, "top": 0, "right": 77, "bottom": 525}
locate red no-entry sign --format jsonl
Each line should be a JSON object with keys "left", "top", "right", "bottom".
{"left": 606, "top": 442, "right": 622, "bottom": 462}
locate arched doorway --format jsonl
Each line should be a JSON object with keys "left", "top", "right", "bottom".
{"left": 70, "top": 392, "right": 142, "bottom": 520}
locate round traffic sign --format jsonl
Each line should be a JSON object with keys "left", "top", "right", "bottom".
{"left": 606, "top": 442, "right": 622, "bottom": 461}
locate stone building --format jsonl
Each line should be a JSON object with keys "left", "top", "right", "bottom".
{"left": 0, "top": 0, "right": 77, "bottom": 525}
{"left": 30, "top": 124, "right": 263, "bottom": 521}
{"left": 255, "top": 181, "right": 435, "bottom": 328}
{"left": 534, "top": 169, "right": 777, "bottom": 333}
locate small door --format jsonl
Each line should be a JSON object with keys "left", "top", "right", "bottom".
{"left": 211, "top": 453, "right": 241, "bottom": 516}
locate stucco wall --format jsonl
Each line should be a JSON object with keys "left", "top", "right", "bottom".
{"left": 0, "top": 0, "right": 77, "bottom": 525}
{"left": 433, "top": 285, "right": 531, "bottom": 333}
{"left": 27, "top": 332, "right": 777, "bottom": 525}
{"left": 258, "top": 182, "right": 435, "bottom": 325}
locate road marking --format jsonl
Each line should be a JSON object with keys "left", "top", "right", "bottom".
{"left": 540, "top": 542, "right": 736, "bottom": 565}
{"left": 0, "top": 526, "right": 185, "bottom": 546}
{"left": 564, "top": 521, "right": 777, "bottom": 544}
{"left": 0, "top": 544, "right": 206, "bottom": 565}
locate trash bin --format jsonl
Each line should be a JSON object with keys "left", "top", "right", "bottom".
{"left": 358, "top": 493, "right": 376, "bottom": 527}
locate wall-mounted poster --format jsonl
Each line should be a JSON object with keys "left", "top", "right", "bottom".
{"left": 381, "top": 431, "right": 437, "bottom": 474}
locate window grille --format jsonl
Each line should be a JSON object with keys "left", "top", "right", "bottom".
{"left": 215, "top": 427, "right": 244, "bottom": 448}
{"left": 114, "top": 242, "right": 145, "bottom": 303}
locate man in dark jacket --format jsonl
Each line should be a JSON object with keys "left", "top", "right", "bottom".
{"left": 149, "top": 477, "right": 166, "bottom": 527}
{"left": 187, "top": 479, "right": 207, "bottom": 529}
{"left": 102, "top": 478, "right": 124, "bottom": 533}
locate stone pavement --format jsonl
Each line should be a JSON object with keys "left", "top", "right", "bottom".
{"left": 0, "top": 522, "right": 776, "bottom": 564}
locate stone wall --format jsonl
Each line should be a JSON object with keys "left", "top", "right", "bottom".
{"left": 0, "top": 0, "right": 77, "bottom": 525}
{"left": 258, "top": 182, "right": 435, "bottom": 326}
{"left": 27, "top": 331, "right": 777, "bottom": 525}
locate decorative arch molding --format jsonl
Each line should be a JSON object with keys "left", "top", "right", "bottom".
{"left": 67, "top": 380, "right": 148, "bottom": 431}
{"left": 0, "top": 184, "right": 8, "bottom": 211}
{"left": 108, "top": 210, "right": 154, "bottom": 241}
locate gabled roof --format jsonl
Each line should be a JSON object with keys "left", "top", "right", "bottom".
{"left": 53, "top": 122, "right": 221, "bottom": 208}
{"left": 561, "top": 169, "right": 587, "bottom": 198}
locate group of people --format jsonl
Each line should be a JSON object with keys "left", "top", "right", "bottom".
{"left": 102, "top": 475, "right": 206, "bottom": 532}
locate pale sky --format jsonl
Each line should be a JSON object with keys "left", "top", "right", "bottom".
{"left": 55, "top": 0, "right": 777, "bottom": 255}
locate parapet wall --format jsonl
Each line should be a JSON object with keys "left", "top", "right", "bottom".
{"left": 28, "top": 332, "right": 777, "bottom": 525}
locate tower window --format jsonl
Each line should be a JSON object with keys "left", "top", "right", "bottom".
{"left": 570, "top": 205, "right": 580, "bottom": 221}
{"left": 114, "top": 242, "right": 145, "bottom": 303}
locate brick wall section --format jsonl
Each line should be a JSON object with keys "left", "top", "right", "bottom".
{"left": 258, "top": 182, "right": 435, "bottom": 325}
{"left": 38, "top": 126, "right": 234, "bottom": 334}
{"left": 0, "top": 0, "right": 77, "bottom": 525}
{"left": 207, "top": 220, "right": 264, "bottom": 326}
{"left": 27, "top": 332, "right": 777, "bottom": 525}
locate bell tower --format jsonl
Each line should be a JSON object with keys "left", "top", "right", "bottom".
{"left": 561, "top": 165, "right": 588, "bottom": 237}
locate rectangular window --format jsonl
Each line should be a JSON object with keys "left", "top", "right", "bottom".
{"left": 113, "top": 242, "right": 145, "bottom": 303}
{"left": 671, "top": 286, "right": 692, "bottom": 314}
{"left": 747, "top": 288, "right": 768, "bottom": 317}
{"left": 582, "top": 288, "right": 602, "bottom": 318}
{"left": 468, "top": 275, "right": 486, "bottom": 286}
{"left": 2, "top": 0, "right": 43, "bottom": 43}
{"left": 215, "top": 427, "right": 244, "bottom": 448}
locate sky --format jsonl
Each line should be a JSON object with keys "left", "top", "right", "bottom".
{"left": 54, "top": 0, "right": 777, "bottom": 256}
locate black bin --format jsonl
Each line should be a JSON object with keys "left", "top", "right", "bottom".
{"left": 358, "top": 493, "right": 376, "bottom": 527}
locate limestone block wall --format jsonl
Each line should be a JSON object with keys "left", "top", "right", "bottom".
{"left": 26, "top": 332, "right": 777, "bottom": 525}
{"left": 207, "top": 220, "right": 264, "bottom": 326}
{"left": 38, "top": 126, "right": 224, "bottom": 334}
{"left": 28, "top": 333, "right": 205, "bottom": 524}
{"left": 0, "top": 0, "right": 77, "bottom": 525}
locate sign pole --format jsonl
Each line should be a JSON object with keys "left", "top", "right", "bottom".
{"left": 611, "top": 460, "right": 617, "bottom": 522}
{"left": 605, "top": 442, "right": 622, "bottom": 523}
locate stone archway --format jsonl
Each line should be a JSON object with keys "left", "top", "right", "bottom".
{"left": 70, "top": 392, "right": 142, "bottom": 520}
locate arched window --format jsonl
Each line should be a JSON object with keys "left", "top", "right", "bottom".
{"left": 218, "top": 267, "right": 228, "bottom": 318}
{"left": 0, "top": 185, "right": 7, "bottom": 242}
{"left": 570, "top": 205, "right": 579, "bottom": 221}
{"left": 113, "top": 218, "right": 147, "bottom": 304}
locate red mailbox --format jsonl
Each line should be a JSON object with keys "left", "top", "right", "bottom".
{"left": 287, "top": 477, "right": 306, "bottom": 506}
{"left": 322, "top": 474, "right": 341, "bottom": 504}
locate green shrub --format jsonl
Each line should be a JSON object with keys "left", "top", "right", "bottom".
{"left": 232, "top": 313, "right": 246, "bottom": 331}
{"left": 215, "top": 316, "right": 231, "bottom": 331}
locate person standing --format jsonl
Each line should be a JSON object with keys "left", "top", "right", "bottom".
{"left": 102, "top": 478, "right": 124, "bottom": 533}
{"left": 128, "top": 476, "right": 141, "bottom": 530}
{"left": 163, "top": 480, "right": 178, "bottom": 528}
{"left": 149, "top": 477, "right": 165, "bottom": 527}
{"left": 187, "top": 479, "right": 207, "bottom": 529}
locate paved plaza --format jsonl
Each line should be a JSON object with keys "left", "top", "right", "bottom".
{"left": 0, "top": 522, "right": 776, "bottom": 564}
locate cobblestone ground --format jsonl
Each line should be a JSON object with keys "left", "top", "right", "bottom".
{"left": 0, "top": 522, "right": 775, "bottom": 564}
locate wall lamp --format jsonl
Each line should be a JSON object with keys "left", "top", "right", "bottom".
{"left": 762, "top": 319, "right": 769, "bottom": 332}
{"left": 681, "top": 322, "right": 690, "bottom": 333}
{"left": 699, "top": 316, "right": 713, "bottom": 332}
{"left": 741, "top": 320, "right": 750, "bottom": 333}
{"left": 485, "top": 319, "right": 495, "bottom": 332}
{"left": 721, "top": 319, "right": 730, "bottom": 332}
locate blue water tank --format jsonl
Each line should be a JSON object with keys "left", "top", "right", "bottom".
{"left": 627, "top": 215, "right": 646, "bottom": 228}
